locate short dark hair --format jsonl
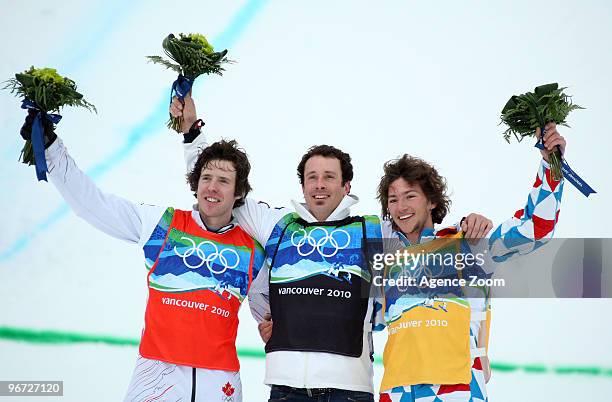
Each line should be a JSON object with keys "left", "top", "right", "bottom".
{"left": 187, "top": 140, "right": 252, "bottom": 208}
{"left": 297, "top": 145, "right": 353, "bottom": 185}
{"left": 377, "top": 154, "right": 451, "bottom": 224}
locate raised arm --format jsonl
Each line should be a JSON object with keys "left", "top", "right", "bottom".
{"left": 45, "top": 138, "right": 165, "bottom": 246}
{"left": 488, "top": 123, "right": 566, "bottom": 261}
{"left": 170, "top": 94, "right": 206, "bottom": 172}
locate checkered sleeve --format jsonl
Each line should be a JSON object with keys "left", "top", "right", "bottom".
{"left": 488, "top": 159, "right": 564, "bottom": 262}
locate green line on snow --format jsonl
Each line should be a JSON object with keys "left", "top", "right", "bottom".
{"left": 554, "top": 366, "right": 603, "bottom": 376}
{"left": 1, "top": 326, "right": 611, "bottom": 378}
{"left": 522, "top": 364, "right": 548, "bottom": 373}
{"left": 487, "top": 362, "right": 518, "bottom": 372}
{"left": 0, "top": 326, "right": 139, "bottom": 347}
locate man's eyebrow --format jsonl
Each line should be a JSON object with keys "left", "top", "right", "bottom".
{"left": 201, "top": 172, "right": 233, "bottom": 179}
{"left": 400, "top": 189, "right": 418, "bottom": 196}
{"left": 389, "top": 189, "right": 417, "bottom": 197}
{"left": 306, "top": 170, "right": 337, "bottom": 175}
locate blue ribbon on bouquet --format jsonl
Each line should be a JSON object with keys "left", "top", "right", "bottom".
{"left": 21, "top": 99, "right": 62, "bottom": 182}
{"left": 170, "top": 74, "right": 193, "bottom": 102}
{"left": 534, "top": 139, "right": 596, "bottom": 197}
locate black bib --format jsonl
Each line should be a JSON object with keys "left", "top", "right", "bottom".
{"left": 265, "top": 216, "right": 380, "bottom": 357}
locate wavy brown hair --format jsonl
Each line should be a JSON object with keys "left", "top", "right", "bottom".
{"left": 377, "top": 154, "right": 450, "bottom": 224}
{"left": 187, "top": 140, "right": 252, "bottom": 208}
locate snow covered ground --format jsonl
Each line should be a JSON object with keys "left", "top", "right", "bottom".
{"left": 1, "top": 1, "right": 611, "bottom": 401}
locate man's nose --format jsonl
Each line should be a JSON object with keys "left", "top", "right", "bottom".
{"left": 316, "top": 177, "right": 326, "bottom": 189}
{"left": 206, "top": 179, "right": 219, "bottom": 192}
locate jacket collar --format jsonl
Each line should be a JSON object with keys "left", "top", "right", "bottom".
{"left": 190, "top": 210, "right": 237, "bottom": 234}
{"left": 397, "top": 226, "right": 437, "bottom": 246}
{"left": 290, "top": 194, "right": 359, "bottom": 223}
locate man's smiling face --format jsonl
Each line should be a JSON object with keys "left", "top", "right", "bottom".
{"left": 302, "top": 155, "right": 350, "bottom": 221}
{"left": 196, "top": 159, "right": 240, "bottom": 228}
{"left": 387, "top": 177, "right": 435, "bottom": 238}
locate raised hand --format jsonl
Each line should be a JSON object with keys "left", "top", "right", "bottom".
{"left": 169, "top": 92, "right": 197, "bottom": 133}
{"left": 536, "top": 122, "right": 566, "bottom": 162}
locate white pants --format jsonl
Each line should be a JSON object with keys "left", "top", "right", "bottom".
{"left": 124, "top": 355, "right": 243, "bottom": 402}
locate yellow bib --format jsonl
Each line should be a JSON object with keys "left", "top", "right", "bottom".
{"left": 381, "top": 298, "right": 472, "bottom": 389}
{"left": 380, "top": 232, "right": 490, "bottom": 390}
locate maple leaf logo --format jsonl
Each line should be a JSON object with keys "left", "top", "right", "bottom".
{"left": 379, "top": 394, "right": 392, "bottom": 402}
{"left": 222, "top": 382, "right": 235, "bottom": 397}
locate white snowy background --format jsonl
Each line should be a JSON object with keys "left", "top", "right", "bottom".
{"left": 1, "top": 0, "right": 611, "bottom": 401}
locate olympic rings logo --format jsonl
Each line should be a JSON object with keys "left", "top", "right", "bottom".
{"left": 174, "top": 237, "right": 240, "bottom": 275}
{"left": 290, "top": 227, "right": 351, "bottom": 257}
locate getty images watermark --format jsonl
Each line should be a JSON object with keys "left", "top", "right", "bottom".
{"left": 370, "top": 246, "right": 507, "bottom": 291}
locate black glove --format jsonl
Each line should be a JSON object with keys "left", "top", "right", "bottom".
{"left": 182, "top": 119, "right": 205, "bottom": 144}
{"left": 20, "top": 109, "right": 58, "bottom": 148}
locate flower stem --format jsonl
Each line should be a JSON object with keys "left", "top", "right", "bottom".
{"left": 549, "top": 149, "right": 563, "bottom": 181}
{"left": 167, "top": 115, "right": 184, "bottom": 133}
{"left": 20, "top": 140, "right": 35, "bottom": 166}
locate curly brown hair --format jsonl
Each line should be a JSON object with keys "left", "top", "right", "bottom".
{"left": 377, "top": 154, "right": 450, "bottom": 224}
{"left": 297, "top": 145, "right": 353, "bottom": 186}
{"left": 186, "top": 140, "right": 252, "bottom": 208}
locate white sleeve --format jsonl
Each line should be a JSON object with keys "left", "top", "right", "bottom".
{"left": 234, "top": 199, "right": 290, "bottom": 246}
{"left": 249, "top": 260, "right": 270, "bottom": 293}
{"left": 248, "top": 292, "right": 270, "bottom": 324}
{"left": 380, "top": 219, "right": 394, "bottom": 238}
{"left": 45, "top": 138, "right": 166, "bottom": 246}
{"left": 183, "top": 131, "right": 209, "bottom": 173}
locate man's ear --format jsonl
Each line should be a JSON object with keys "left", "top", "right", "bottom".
{"left": 344, "top": 181, "right": 351, "bottom": 194}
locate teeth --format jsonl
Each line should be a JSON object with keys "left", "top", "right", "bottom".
{"left": 314, "top": 195, "right": 328, "bottom": 199}
{"left": 205, "top": 197, "right": 220, "bottom": 203}
{"left": 399, "top": 213, "right": 414, "bottom": 220}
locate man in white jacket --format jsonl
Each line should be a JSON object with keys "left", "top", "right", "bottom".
{"left": 172, "top": 96, "right": 492, "bottom": 402}
{"left": 19, "top": 111, "right": 267, "bottom": 402}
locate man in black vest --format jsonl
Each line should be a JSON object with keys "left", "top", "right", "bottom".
{"left": 172, "top": 95, "right": 492, "bottom": 402}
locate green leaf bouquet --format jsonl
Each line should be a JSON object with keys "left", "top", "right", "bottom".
{"left": 147, "top": 33, "right": 231, "bottom": 132}
{"left": 500, "top": 83, "right": 583, "bottom": 180}
{"left": 3, "top": 66, "right": 96, "bottom": 167}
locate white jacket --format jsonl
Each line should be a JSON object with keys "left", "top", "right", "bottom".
{"left": 44, "top": 138, "right": 263, "bottom": 401}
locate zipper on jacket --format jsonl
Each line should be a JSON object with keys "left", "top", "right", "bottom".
{"left": 191, "top": 367, "right": 196, "bottom": 402}
{"left": 303, "top": 353, "right": 309, "bottom": 391}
